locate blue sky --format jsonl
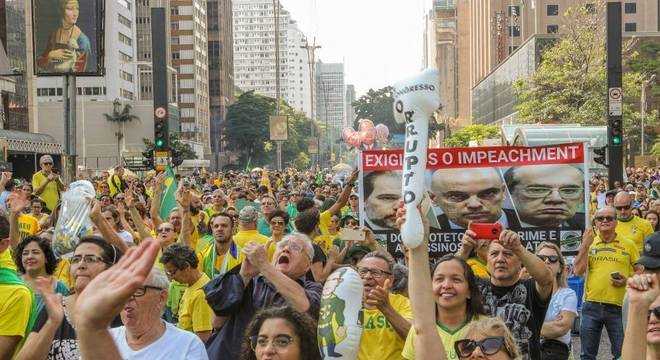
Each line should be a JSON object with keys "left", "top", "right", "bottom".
{"left": 280, "top": 0, "right": 430, "bottom": 97}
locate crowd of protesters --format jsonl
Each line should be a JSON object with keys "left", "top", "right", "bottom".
{"left": 2, "top": 156, "right": 660, "bottom": 360}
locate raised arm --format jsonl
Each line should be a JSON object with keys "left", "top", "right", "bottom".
{"left": 310, "top": 246, "right": 339, "bottom": 283}
{"left": 327, "top": 168, "right": 359, "bottom": 215}
{"left": 149, "top": 172, "right": 165, "bottom": 229}
{"left": 176, "top": 189, "right": 193, "bottom": 247}
{"left": 396, "top": 201, "right": 447, "bottom": 360}
{"left": 499, "top": 230, "right": 553, "bottom": 300}
{"left": 116, "top": 202, "right": 139, "bottom": 244}
{"left": 7, "top": 193, "right": 30, "bottom": 250}
{"left": 89, "top": 201, "right": 129, "bottom": 253}
{"left": 125, "top": 190, "right": 153, "bottom": 242}
{"left": 622, "top": 273, "right": 659, "bottom": 360}
{"left": 75, "top": 240, "right": 160, "bottom": 360}
{"left": 243, "top": 241, "right": 311, "bottom": 312}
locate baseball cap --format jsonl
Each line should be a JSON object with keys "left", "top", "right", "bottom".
{"left": 239, "top": 206, "right": 259, "bottom": 223}
{"left": 349, "top": 193, "right": 359, "bottom": 199}
{"left": 637, "top": 232, "right": 660, "bottom": 270}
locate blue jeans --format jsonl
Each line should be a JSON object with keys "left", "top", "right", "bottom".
{"left": 579, "top": 301, "right": 624, "bottom": 360}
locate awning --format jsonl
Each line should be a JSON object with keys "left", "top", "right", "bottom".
{"left": 0, "top": 129, "right": 63, "bottom": 154}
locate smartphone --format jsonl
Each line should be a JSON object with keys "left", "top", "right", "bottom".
{"left": 340, "top": 227, "right": 366, "bottom": 242}
{"left": 610, "top": 272, "right": 623, "bottom": 280}
{"left": 469, "top": 223, "right": 504, "bottom": 240}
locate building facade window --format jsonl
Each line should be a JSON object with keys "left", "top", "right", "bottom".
{"left": 547, "top": 4, "right": 559, "bottom": 16}
{"left": 508, "top": 25, "right": 520, "bottom": 37}
{"left": 624, "top": 22, "right": 637, "bottom": 32}
{"left": 547, "top": 25, "right": 559, "bottom": 34}
{"left": 508, "top": 5, "right": 520, "bottom": 17}
{"left": 118, "top": 13, "right": 132, "bottom": 28}
{"left": 119, "top": 33, "right": 132, "bottom": 46}
{"left": 624, "top": 2, "right": 637, "bottom": 14}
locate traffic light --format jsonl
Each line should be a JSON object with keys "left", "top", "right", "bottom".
{"left": 610, "top": 118, "right": 622, "bottom": 146}
{"left": 593, "top": 145, "right": 608, "bottom": 167}
{"left": 154, "top": 117, "right": 168, "bottom": 150}
{"left": 142, "top": 149, "right": 154, "bottom": 169}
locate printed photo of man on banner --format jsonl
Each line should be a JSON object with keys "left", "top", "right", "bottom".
{"left": 359, "top": 143, "right": 589, "bottom": 259}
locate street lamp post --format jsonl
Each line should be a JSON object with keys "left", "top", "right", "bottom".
{"left": 641, "top": 74, "right": 657, "bottom": 156}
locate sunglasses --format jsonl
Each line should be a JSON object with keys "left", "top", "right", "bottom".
{"left": 649, "top": 306, "right": 660, "bottom": 320}
{"left": 158, "top": 227, "right": 174, "bottom": 233}
{"left": 270, "top": 220, "right": 285, "bottom": 226}
{"left": 42, "top": 162, "right": 53, "bottom": 166}
{"left": 454, "top": 336, "right": 509, "bottom": 358}
{"left": 537, "top": 255, "right": 560, "bottom": 264}
{"left": 594, "top": 216, "right": 615, "bottom": 222}
{"left": 614, "top": 205, "right": 631, "bottom": 210}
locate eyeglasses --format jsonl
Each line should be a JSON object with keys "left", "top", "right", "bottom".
{"left": 131, "top": 285, "right": 163, "bottom": 298}
{"left": 277, "top": 240, "right": 304, "bottom": 253}
{"left": 594, "top": 216, "right": 615, "bottom": 223}
{"left": 357, "top": 266, "right": 391, "bottom": 279}
{"left": 614, "top": 205, "right": 631, "bottom": 210}
{"left": 442, "top": 188, "right": 501, "bottom": 203}
{"left": 158, "top": 227, "right": 174, "bottom": 233}
{"left": 70, "top": 254, "right": 106, "bottom": 265}
{"left": 537, "top": 255, "right": 560, "bottom": 264}
{"left": 270, "top": 220, "right": 285, "bottom": 226}
{"left": 345, "top": 220, "right": 358, "bottom": 227}
{"left": 454, "top": 336, "right": 509, "bottom": 358}
{"left": 649, "top": 306, "right": 660, "bottom": 320}
{"left": 521, "top": 185, "right": 583, "bottom": 199}
{"left": 42, "top": 162, "right": 53, "bottom": 166}
{"left": 249, "top": 335, "right": 295, "bottom": 351}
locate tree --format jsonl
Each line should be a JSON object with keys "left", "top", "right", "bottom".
{"left": 104, "top": 99, "right": 139, "bottom": 160}
{"left": 291, "top": 152, "right": 310, "bottom": 170}
{"left": 513, "top": 0, "right": 658, "bottom": 156}
{"left": 142, "top": 133, "right": 197, "bottom": 164}
{"left": 351, "top": 86, "right": 403, "bottom": 134}
{"left": 444, "top": 124, "right": 500, "bottom": 148}
{"left": 222, "top": 90, "right": 319, "bottom": 168}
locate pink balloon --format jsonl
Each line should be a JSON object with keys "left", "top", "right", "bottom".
{"left": 358, "top": 119, "right": 375, "bottom": 132}
{"left": 361, "top": 127, "right": 377, "bottom": 145}
{"left": 342, "top": 127, "right": 355, "bottom": 142}
{"left": 375, "top": 123, "right": 389, "bottom": 140}
{"left": 348, "top": 132, "right": 362, "bottom": 147}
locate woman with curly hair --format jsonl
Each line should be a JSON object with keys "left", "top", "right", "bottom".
{"left": 13, "top": 236, "right": 69, "bottom": 315}
{"left": 240, "top": 306, "right": 321, "bottom": 360}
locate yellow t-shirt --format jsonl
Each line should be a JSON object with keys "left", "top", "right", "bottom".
{"left": 586, "top": 234, "right": 639, "bottom": 306}
{"left": 177, "top": 274, "right": 214, "bottom": 333}
{"left": 615, "top": 216, "right": 654, "bottom": 253}
{"left": 0, "top": 249, "right": 16, "bottom": 271}
{"left": 17, "top": 214, "right": 40, "bottom": 240}
{"left": 196, "top": 241, "right": 244, "bottom": 279}
{"left": 319, "top": 210, "right": 332, "bottom": 235}
{"left": 466, "top": 258, "right": 489, "bottom": 279}
{"left": 357, "top": 293, "right": 413, "bottom": 360}
{"left": 314, "top": 234, "right": 337, "bottom": 255}
{"left": 54, "top": 258, "right": 72, "bottom": 289}
{"left": 0, "top": 283, "right": 33, "bottom": 357}
{"left": 32, "top": 171, "right": 60, "bottom": 211}
{"left": 402, "top": 314, "right": 486, "bottom": 359}
{"left": 234, "top": 229, "right": 270, "bottom": 248}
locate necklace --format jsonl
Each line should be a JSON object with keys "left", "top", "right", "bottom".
{"left": 63, "top": 297, "right": 76, "bottom": 330}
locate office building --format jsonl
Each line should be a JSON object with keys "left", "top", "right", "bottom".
{"left": 315, "top": 61, "right": 345, "bottom": 129}
{"left": 0, "top": 0, "right": 30, "bottom": 132}
{"left": 208, "top": 0, "right": 234, "bottom": 157}
{"left": 285, "top": 20, "right": 312, "bottom": 116}
{"left": 233, "top": 0, "right": 289, "bottom": 99}
{"left": 345, "top": 84, "right": 355, "bottom": 125}
{"left": 170, "top": 0, "right": 211, "bottom": 156}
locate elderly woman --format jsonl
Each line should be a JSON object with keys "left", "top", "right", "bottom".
{"left": 109, "top": 267, "right": 208, "bottom": 359}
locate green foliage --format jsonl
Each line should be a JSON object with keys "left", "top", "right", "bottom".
{"left": 351, "top": 86, "right": 403, "bottom": 134}
{"left": 142, "top": 132, "right": 197, "bottom": 160}
{"left": 223, "top": 90, "right": 319, "bottom": 168}
{"left": 512, "top": 0, "right": 659, "bottom": 154}
{"left": 445, "top": 124, "right": 499, "bottom": 148}
{"left": 651, "top": 140, "right": 660, "bottom": 158}
{"left": 291, "top": 152, "right": 310, "bottom": 170}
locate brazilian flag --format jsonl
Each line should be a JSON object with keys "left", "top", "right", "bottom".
{"left": 160, "top": 166, "right": 178, "bottom": 220}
